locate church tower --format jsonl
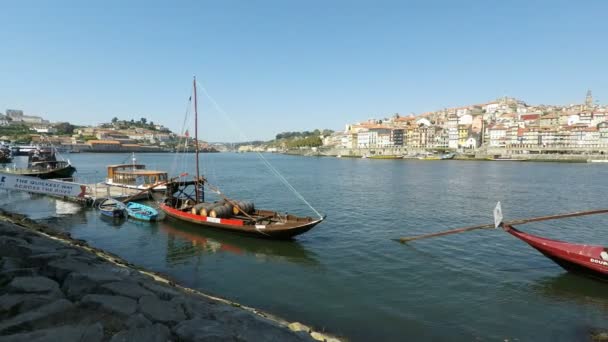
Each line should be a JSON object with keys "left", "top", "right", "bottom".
{"left": 585, "top": 90, "right": 593, "bottom": 109}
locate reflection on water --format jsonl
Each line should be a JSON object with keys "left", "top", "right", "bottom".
{"left": 160, "top": 221, "right": 320, "bottom": 267}
{"left": 534, "top": 273, "right": 608, "bottom": 309}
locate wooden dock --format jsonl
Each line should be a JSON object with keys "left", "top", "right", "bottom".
{"left": 49, "top": 182, "right": 154, "bottom": 206}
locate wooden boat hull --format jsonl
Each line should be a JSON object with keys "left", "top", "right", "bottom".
{"left": 126, "top": 202, "right": 159, "bottom": 221}
{"left": 99, "top": 199, "right": 127, "bottom": 219}
{"left": 100, "top": 208, "right": 126, "bottom": 219}
{"left": 159, "top": 203, "right": 323, "bottom": 239}
{"left": 505, "top": 225, "right": 608, "bottom": 281}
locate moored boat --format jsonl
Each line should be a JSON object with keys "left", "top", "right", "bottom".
{"left": 440, "top": 152, "right": 455, "bottom": 160}
{"left": 99, "top": 198, "right": 127, "bottom": 219}
{"left": 105, "top": 154, "right": 168, "bottom": 191}
{"left": 158, "top": 77, "right": 325, "bottom": 239}
{"left": 503, "top": 224, "right": 608, "bottom": 281}
{"left": 126, "top": 202, "right": 159, "bottom": 221}
{"left": 3, "top": 148, "right": 76, "bottom": 179}
{"left": 493, "top": 202, "right": 608, "bottom": 281}
{"left": 367, "top": 155, "right": 404, "bottom": 159}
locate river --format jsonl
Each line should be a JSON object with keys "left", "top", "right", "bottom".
{"left": 1, "top": 152, "right": 607, "bottom": 341}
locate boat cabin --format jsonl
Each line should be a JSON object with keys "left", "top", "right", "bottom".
{"left": 106, "top": 164, "right": 168, "bottom": 188}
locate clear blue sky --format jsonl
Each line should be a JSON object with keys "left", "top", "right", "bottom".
{"left": 1, "top": 0, "right": 606, "bottom": 142}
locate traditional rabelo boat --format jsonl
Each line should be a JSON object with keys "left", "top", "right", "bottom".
{"left": 105, "top": 155, "right": 168, "bottom": 191}
{"left": 399, "top": 202, "right": 608, "bottom": 281}
{"left": 493, "top": 203, "right": 608, "bottom": 281}
{"left": 503, "top": 224, "right": 608, "bottom": 281}
{"left": 158, "top": 77, "right": 325, "bottom": 239}
{"left": 3, "top": 147, "right": 76, "bottom": 179}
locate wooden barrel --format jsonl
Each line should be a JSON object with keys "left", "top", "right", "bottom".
{"left": 209, "top": 205, "right": 232, "bottom": 218}
{"left": 232, "top": 200, "right": 255, "bottom": 215}
{"left": 191, "top": 203, "right": 207, "bottom": 215}
{"left": 223, "top": 203, "right": 234, "bottom": 215}
{"left": 199, "top": 203, "right": 217, "bottom": 217}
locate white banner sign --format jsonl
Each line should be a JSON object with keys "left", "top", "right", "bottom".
{"left": 0, "top": 173, "right": 86, "bottom": 198}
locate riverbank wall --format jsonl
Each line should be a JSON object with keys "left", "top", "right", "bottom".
{"left": 0, "top": 209, "right": 339, "bottom": 341}
{"left": 283, "top": 147, "right": 604, "bottom": 162}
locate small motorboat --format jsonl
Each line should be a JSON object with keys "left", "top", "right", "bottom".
{"left": 98, "top": 198, "right": 127, "bottom": 219}
{"left": 126, "top": 202, "right": 159, "bottom": 222}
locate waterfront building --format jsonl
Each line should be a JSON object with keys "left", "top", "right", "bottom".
{"left": 357, "top": 129, "right": 370, "bottom": 148}
{"left": 371, "top": 127, "right": 393, "bottom": 147}
{"left": 489, "top": 125, "right": 507, "bottom": 147}
{"left": 447, "top": 114, "right": 459, "bottom": 148}
{"left": 540, "top": 113, "right": 559, "bottom": 127}
{"left": 579, "top": 111, "right": 593, "bottom": 125}
{"left": 88, "top": 140, "right": 123, "bottom": 151}
{"left": 391, "top": 129, "right": 404, "bottom": 146}
{"left": 458, "top": 124, "right": 471, "bottom": 147}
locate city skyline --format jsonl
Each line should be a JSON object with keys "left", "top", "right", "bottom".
{"left": 1, "top": 0, "right": 607, "bottom": 141}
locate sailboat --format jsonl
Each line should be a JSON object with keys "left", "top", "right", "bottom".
{"left": 158, "top": 77, "right": 325, "bottom": 239}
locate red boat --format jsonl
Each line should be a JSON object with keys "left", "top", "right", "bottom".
{"left": 504, "top": 224, "right": 608, "bottom": 281}
{"left": 158, "top": 76, "right": 325, "bottom": 240}
{"left": 493, "top": 202, "right": 608, "bottom": 281}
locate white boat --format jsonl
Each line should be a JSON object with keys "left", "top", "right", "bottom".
{"left": 104, "top": 154, "right": 168, "bottom": 191}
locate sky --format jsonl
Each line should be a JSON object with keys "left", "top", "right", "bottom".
{"left": 1, "top": 0, "right": 607, "bottom": 142}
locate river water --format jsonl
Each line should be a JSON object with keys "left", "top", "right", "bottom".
{"left": 1, "top": 153, "right": 607, "bottom": 341}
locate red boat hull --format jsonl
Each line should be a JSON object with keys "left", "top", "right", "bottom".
{"left": 505, "top": 225, "right": 608, "bottom": 281}
{"left": 159, "top": 203, "right": 323, "bottom": 239}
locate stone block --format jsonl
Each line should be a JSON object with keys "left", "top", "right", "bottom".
{"left": 139, "top": 281, "right": 181, "bottom": 300}
{"left": 0, "top": 323, "right": 103, "bottom": 342}
{"left": 100, "top": 281, "right": 154, "bottom": 300}
{"left": 0, "top": 298, "right": 74, "bottom": 335}
{"left": 7, "top": 276, "right": 61, "bottom": 296}
{"left": 81, "top": 294, "right": 137, "bottom": 316}
{"left": 138, "top": 295, "right": 186, "bottom": 325}
{"left": 110, "top": 323, "right": 170, "bottom": 342}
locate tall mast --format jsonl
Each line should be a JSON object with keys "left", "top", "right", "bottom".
{"left": 194, "top": 76, "right": 200, "bottom": 203}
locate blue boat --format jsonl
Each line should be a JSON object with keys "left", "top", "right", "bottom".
{"left": 126, "top": 202, "right": 159, "bottom": 222}
{"left": 98, "top": 198, "right": 127, "bottom": 219}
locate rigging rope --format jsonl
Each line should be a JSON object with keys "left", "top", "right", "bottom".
{"left": 170, "top": 91, "right": 193, "bottom": 176}
{"left": 196, "top": 81, "right": 323, "bottom": 219}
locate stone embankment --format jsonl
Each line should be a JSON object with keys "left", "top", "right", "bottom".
{"left": 0, "top": 210, "right": 339, "bottom": 342}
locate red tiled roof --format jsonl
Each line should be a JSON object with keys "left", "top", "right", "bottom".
{"left": 520, "top": 114, "right": 540, "bottom": 121}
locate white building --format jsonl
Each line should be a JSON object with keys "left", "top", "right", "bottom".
{"left": 447, "top": 114, "right": 459, "bottom": 148}
{"left": 489, "top": 125, "right": 507, "bottom": 147}
{"left": 484, "top": 103, "right": 500, "bottom": 114}
{"left": 458, "top": 114, "right": 473, "bottom": 125}
{"left": 567, "top": 114, "right": 580, "bottom": 126}
{"left": 456, "top": 107, "right": 471, "bottom": 117}
{"left": 357, "top": 130, "right": 370, "bottom": 148}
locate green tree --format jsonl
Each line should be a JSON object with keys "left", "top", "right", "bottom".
{"left": 111, "top": 117, "right": 118, "bottom": 123}
{"left": 54, "top": 122, "right": 75, "bottom": 135}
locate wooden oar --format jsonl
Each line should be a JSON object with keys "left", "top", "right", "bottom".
{"left": 398, "top": 208, "right": 608, "bottom": 243}
{"left": 120, "top": 173, "right": 188, "bottom": 203}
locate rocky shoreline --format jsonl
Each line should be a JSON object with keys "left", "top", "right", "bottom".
{"left": 0, "top": 209, "right": 339, "bottom": 342}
